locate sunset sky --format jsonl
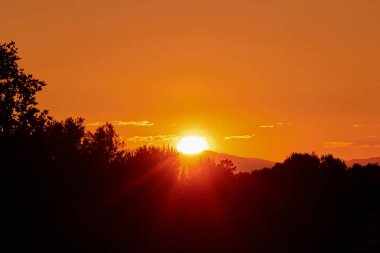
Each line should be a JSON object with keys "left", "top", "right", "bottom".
{"left": 2, "top": 0, "right": 380, "bottom": 161}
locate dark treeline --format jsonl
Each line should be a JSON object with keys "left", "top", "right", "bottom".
{"left": 2, "top": 42, "right": 380, "bottom": 253}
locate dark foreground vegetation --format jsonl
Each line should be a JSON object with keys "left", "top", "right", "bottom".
{"left": 2, "top": 42, "right": 380, "bottom": 253}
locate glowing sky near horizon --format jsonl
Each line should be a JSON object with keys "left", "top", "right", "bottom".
{"left": 1, "top": 0, "right": 380, "bottom": 160}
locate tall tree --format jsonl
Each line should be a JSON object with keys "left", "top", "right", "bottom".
{"left": 0, "top": 41, "right": 50, "bottom": 136}
{"left": 82, "top": 123, "right": 125, "bottom": 170}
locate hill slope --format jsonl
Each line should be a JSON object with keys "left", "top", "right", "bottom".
{"left": 198, "top": 150, "right": 275, "bottom": 173}
{"left": 180, "top": 151, "right": 380, "bottom": 173}
{"left": 346, "top": 157, "right": 380, "bottom": 167}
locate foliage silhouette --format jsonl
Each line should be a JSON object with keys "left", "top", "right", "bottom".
{"left": 0, "top": 41, "right": 50, "bottom": 136}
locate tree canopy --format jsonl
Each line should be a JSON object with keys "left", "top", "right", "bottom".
{"left": 0, "top": 41, "right": 50, "bottom": 136}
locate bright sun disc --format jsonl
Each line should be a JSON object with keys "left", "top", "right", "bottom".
{"left": 177, "top": 136, "right": 209, "bottom": 154}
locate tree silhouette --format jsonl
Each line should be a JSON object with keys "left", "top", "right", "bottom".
{"left": 44, "top": 117, "right": 86, "bottom": 167}
{"left": 0, "top": 42, "right": 51, "bottom": 136}
{"left": 320, "top": 154, "right": 346, "bottom": 175}
{"left": 82, "top": 123, "right": 125, "bottom": 170}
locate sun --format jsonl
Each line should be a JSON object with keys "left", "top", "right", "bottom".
{"left": 177, "top": 136, "right": 209, "bottom": 154}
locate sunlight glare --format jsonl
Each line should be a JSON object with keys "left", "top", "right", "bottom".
{"left": 177, "top": 136, "right": 209, "bottom": 154}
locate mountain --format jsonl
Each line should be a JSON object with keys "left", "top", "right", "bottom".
{"left": 345, "top": 157, "right": 380, "bottom": 167}
{"left": 186, "top": 150, "right": 276, "bottom": 173}
{"left": 180, "top": 151, "right": 380, "bottom": 173}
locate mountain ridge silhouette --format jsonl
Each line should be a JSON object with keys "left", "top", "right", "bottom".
{"left": 185, "top": 151, "right": 380, "bottom": 173}
{"left": 197, "top": 150, "right": 275, "bottom": 172}
{"left": 346, "top": 157, "right": 380, "bottom": 167}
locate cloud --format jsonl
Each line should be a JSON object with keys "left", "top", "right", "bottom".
{"left": 126, "top": 135, "right": 178, "bottom": 142}
{"left": 86, "top": 120, "right": 154, "bottom": 127}
{"left": 113, "top": 121, "right": 154, "bottom": 126}
{"left": 85, "top": 122, "right": 103, "bottom": 127}
{"left": 352, "top": 124, "right": 364, "bottom": 127}
{"left": 323, "top": 141, "right": 353, "bottom": 148}
{"left": 355, "top": 144, "right": 380, "bottom": 148}
{"left": 257, "top": 122, "right": 290, "bottom": 128}
{"left": 224, "top": 134, "right": 255, "bottom": 140}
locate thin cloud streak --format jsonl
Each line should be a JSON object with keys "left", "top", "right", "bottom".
{"left": 258, "top": 122, "right": 289, "bottom": 128}
{"left": 126, "top": 135, "right": 178, "bottom": 142}
{"left": 86, "top": 120, "right": 154, "bottom": 127}
{"left": 355, "top": 144, "right": 380, "bottom": 148}
{"left": 224, "top": 134, "right": 255, "bottom": 140}
{"left": 323, "top": 141, "right": 353, "bottom": 148}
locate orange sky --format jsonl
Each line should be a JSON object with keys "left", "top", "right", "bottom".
{"left": 2, "top": 0, "right": 380, "bottom": 161}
